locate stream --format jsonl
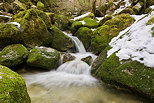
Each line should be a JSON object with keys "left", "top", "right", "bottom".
{"left": 20, "top": 32, "right": 150, "bottom": 103}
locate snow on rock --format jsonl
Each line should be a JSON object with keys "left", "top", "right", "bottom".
{"left": 107, "top": 11, "right": 154, "bottom": 67}
{"left": 10, "top": 22, "right": 21, "bottom": 29}
{"left": 113, "top": 0, "right": 131, "bottom": 15}
{"left": 0, "top": 15, "right": 12, "bottom": 18}
{"left": 0, "top": 76, "right": 2, "bottom": 79}
{"left": 73, "top": 12, "right": 91, "bottom": 21}
{"left": 79, "top": 21, "right": 86, "bottom": 25}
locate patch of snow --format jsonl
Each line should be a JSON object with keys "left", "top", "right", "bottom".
{"left": 91, "top": 29, "right": 96, "bottom": 31}
{"left": 150, "top": 5, "right": 154, "bottom": 9}
{"left": 0, "top": 15, "right": 12, "bottom": 18}
{"left": 73, "top": 12, "right": 91, "bottom": 21}
{"left": 10, "top": 22, "right": 21, "bottom": 29}
{"left": 107, "top": 11, "right": 154, "bottom": 67}
{"left": 131, "top": 14, "right": 146, "bottom": 21}
{"left": 0, "top": 76, "right": 2, "bottom": 79}
{"left": 96, "top": 17, "right": 104, "bottom": 22}
{"left": 79, "top": 21, "right": 86, "bottom": 25}
{"left": 46, "top": 48, "right": 55, "bottom": 53}
{"left": 113, "top": 0, "right": 131, "bottom": 15}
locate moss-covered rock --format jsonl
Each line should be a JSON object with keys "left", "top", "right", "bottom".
{"left": 132, "top": 2, "right": 143, "bottom": 14}
{"left": 71, "top": 21, "right": 83, "bottom": 33}
{"left": 99, "top": 15, "right": 112, "bottom": 26}
{"left": 54, "top": 14, "right": 72, "bottom": 30}
{"left": 27, "top": 46, "right": 60, "bottom": 70}
{"left": 13, "top": 8, "right": 52, "bottom": 47}
{"left": 0, "top": 23, "right": 20, "bottom": 49}
{"left": 74, "top": 27, "right": 93, "bottom": 49}
{"left": 0, "top": 44, "right": 28, "bottom": 67}
{"left": 147, "top": 16, "right": 154, "bottom": 25}
{"left": 37, "top": 1, "right": 44, "bottom": 11}
{"left": 81, "top": 56, "right": 93, "bottom": 66}
{"left": 89, "top": 14, "right": 135, "bottom": 54}
{"left": 0, "top": 65, "right": 30, "bottom": 103}
{"left": 49, "top": 25, "right": 73, "bottom": 51}
{"left": 118, "top": 8, "right": 135, "bottom": 15}
{"left": 94, "top": 54, "right": 154, "bottom": 101}
{"left": 0, "top": 0, "right": 31, "bottom": 14}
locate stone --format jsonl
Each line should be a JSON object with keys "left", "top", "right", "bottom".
{"left": 27, "top": 46, "right": 60, "bottom": 70}
{"left": 0, "top": 44, "right": 28, "bottom": 67}
{"left": 0, "top": 65, "right": 30, "bottom": 103}
{"left": 62, "top": 53, "right": 75, "bottom": 63}
{"left": 81, "top": 56, "right": 93, "bottom": 65}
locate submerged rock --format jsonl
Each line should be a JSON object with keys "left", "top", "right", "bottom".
{"left": 62, "top": 53, "right": 76, "bottom": 63}
{"left": 0, "top": 44, "right": 28, "bottom": 67}
{"left": 27, "top": 46, "right": 60, "bottom": 70}
{"left": 81, "top": 56, "right": 93, "bottom": 66}
{"left": 0, "top": 65, "right": 30, "bottom": 103}
{"left": 89, "top": 14, "right": 135, "bottom": 54}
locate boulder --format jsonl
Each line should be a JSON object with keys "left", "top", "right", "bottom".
{"left": 81, "top": 56, "right": 93, "bottom": 65}
{"left": 89, "top": 14, "right": 135, "bottom": 54}
{"left": 54, "top": 14, "right": 72, "bottom": 30}
{"left": 0, "top": 44, "right": 28, "bottom": 67}
{"left": 0, "top": 65, "right": 30, "bottom": 103}
{"left": 27, "top": 46, "right": 60, "bottom": 70}
{"left": 0, "top": 23, "right": 20, "bottom": 49}
{"left": 99, "top": 15, "right": 112, "bottom": 26}
{"left": 94, "top": 53, "right": 154, "bottom": 101}
{"left": 49, "top": 25, "right": 73, "bottom": 51}
{"left": 74, "top": 27, "right": 93, "bottom": 49}
{"left": 13, "top": 8, "right": 52, "bottom": 48}
{"left": 62, "top": 53, "right": 75, "bottom": 63}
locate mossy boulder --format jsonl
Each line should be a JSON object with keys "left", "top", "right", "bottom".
{"left": 0, "top": 65, "right": 30, "bottom": 103}
{"left": 118, "top": 8, "right": 135, "bottom": 15}
{"left": 99, "top": 15, "right": 112, "bottom": 26}
{"left": 49, "top": 25, "right": 73, "bottom": 51}
{"left": 37, "top": 1, "right": 44, "bottom": 11}
{"left": 89, "top": 14, "right": 135, "bottom": 54}
{"left": 132, "top": 2, "right": 143, "bottom": 14}
{"left": 0, "top": 23, "right": 20, "bottom": 48}
{"left": 0, "top": 0, "right": 31, "bottom": 14}
{"left": 147, "top": 16, "right": 154, "bottom": 25}
{"left": 94, "top": 53, "right": 154, "bottom": 101}
{"left": 0, "top": 44, "right": 28, "bottom": 67}
{"left": 74, "top": 27, "right": 93, "bottom": 49}
{"left": 54, "top": 14, "right": 72, "bottom": 30}
{"left": 71, "top": 18, "right": 98, "bottom": 33}
{"left": 27, "top": 46, "right": 60, "bottom": 70}
{"left": 13, "top": 8, "right": 52, "bottom": 47}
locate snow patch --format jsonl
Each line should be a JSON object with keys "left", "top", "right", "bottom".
{"left": 79, "top": 21, "right": 86, "bottom": 25}
{"left": 107, "top": 11, "right": 154, "bottom": 67}
{"left": 73, "top": 12, "right": 91, "bottom": 21}
{"left": 10, "top": 22, "right": 21, "bottom": 29}
{"left": 0, "top": 15, "right": 12, "bottom": 18}
{"left": 0, "top": 76, "right": 2, "bottom": 79}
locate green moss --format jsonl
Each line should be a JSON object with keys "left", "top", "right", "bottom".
{"left": 54, "top": 14, "right": 72, "bottom": 30}
{"left": 27, "top": 47, "right": 60, "bottom": 70}
{"left": 74, "top": 27, "right": 93, "bottom": 49}
{"left": 49, "top": 25, "right": 73, "bottom": 51}
{"left": 118, "top": 8, "right": 135, "bottom": 15}
{"left": 0, "top": 23, "right": 20, "bottom": 48}
{"left": 89, "top": 14, "right": 135, "bottom": 54}
{"left": 13, "top": 8, "right": 52, "bottom": 48}
{"left": 0, "top": 44, "right": 28, "bottom": 67}
{"left": 0, "top": 65, "right": 30, "bottom": 103}
{"left": 147, "top": 17, "right": 154, "bottom": 25}
{"left": 83, "top": 18, "right": 99, "bottom": 28}
{"left": 94, "top": 53, "right": 154, "bottom": 100}
{"left": 99, "top": 15, "right": 112, "bottom": 26}
{"left": 37, "top": 1, "right": 45, "bottom": 11}
{"left": 71, "top": 21, "right": 83, "bottom": 33}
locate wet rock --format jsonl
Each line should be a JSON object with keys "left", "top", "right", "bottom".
{"left": 27, "top": 46, "right": 60, "bottom": 70}
{"left": 0, "top": 44, "right": 28, "bottom": 67}
{"left": 74, "top": 27, "right": 93, "bottom": 49}
{"left": 81, "top": 56, "right": 93, "bottom": 66}
{"left": 0, "top": 65, "right": 31, "bottom": 103}
{"left": 89, "top": 14, "right": 135, "bottom": 54}
{"left": 62, "top": 53, "right": 76, "bottom": 63}
{"left": 94, "top": 53, "right": 154, "bottom": 101}
{"left": 49, "top": 25, "right": 74, "bottom": 52}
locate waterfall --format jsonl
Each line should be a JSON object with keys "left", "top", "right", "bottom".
{"left": 23, "top": 32, "right": 97, "bottom": 88}
{"left": 63, "top": 31, "right": 86, "bottom": 53}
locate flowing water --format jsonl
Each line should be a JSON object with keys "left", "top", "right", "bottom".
{"left": 21, "top": 32, "right": 150, "bottom": 103}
